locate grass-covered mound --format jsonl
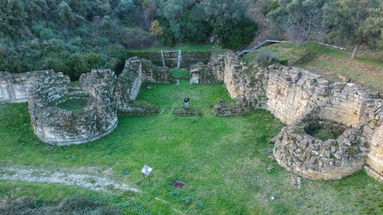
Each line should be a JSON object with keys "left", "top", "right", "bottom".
{"left": 1, "top": 80, "right": 383, "bottom": 214}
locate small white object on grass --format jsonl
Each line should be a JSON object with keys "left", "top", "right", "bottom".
{"left": 270, "top": 195, "right": 275, "bottom": 200}
{"left": 141, "top": 165, "right": 152, "bottom": 176}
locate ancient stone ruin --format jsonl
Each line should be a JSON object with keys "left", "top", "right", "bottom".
{"left": 189, "top": 62, "right": 216, "bottom": 85}
{"left": 28, "top": 70, "right": 118, "bottom": 146}
{"left": 0, "top": 71, "right": 54, "bottom": 103}
{"left": 1, "top": 50, "right": 382, "bottom": 183}
{"left": 0, "top": 56, "right": 174, "bottom": 145}
{"left": 115, "top": 57, "right": 173, "bottom": 115}
{"left": 208, "top": 51, "right": 383, "bottom": 182}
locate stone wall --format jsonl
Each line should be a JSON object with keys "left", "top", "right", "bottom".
{"left": 28, "top": 70, "right": 118, "bottom": 146}
{"left": 182, "top": 52, "right": 212, "bottom": 68}
{"left": 141, "top": 58, "right": 175, "bottom": 84}
{"left": 0, "top": 71, "right": 56, "bottom": 103}
{"left": 273, "top": 110, "right": 368, "bottom": 180}
{"left": 1, "top": 56, "right": 171, "bottom": 145}
{"left": 126, "top": 51, "right": 212, "bottom": 68}
{"left": 361, "top": 99, "right": 383, "bottom": 181}
{"left": 115, "top": 57, "right": 143, "bottom": 111}
{"left": 189, "top": 62, "right": 216, "bottom": 85}
{"left": 210, "top": 51, "right": 383, "bottom": 182}
{"left": 213, "top": 99, "right": 253, "bottom": 116}
{"left": 265, "top": 67, "right": 331, "bottom": 124}
{"left": 210, "top": 52, "right": 270, "bottom": 109}
{"left": 115, "top": 57, "right": 170, "bottom": 114}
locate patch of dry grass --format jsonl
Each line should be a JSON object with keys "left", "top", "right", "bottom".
{"left": 302, "top": 55, "right": 383, "bottom": 92}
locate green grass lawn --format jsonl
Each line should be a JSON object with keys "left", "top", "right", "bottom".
{"left": 1, "top": 80, "right": 383, "bottom": 214}
{"left": 245, "top": 43, "right": 383, "bottom": 92}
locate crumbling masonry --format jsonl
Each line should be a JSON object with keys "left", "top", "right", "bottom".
{"left": 208, "top": 51, "right": 383, "bottom": 182}
{"left": 0, "top": 57, "right": 174, "bottom": 146}
{"left": 1, "top": 51, "right": 382, "bottom": 183}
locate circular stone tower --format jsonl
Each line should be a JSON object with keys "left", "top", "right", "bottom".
{"left": 28, "top": 70, "right": 118, "bottom": 146}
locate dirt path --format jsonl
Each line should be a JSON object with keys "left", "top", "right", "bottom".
{"left": 0, "top": 166, "right": 141, "bottom": 193}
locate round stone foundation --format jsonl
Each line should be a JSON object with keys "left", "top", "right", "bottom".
{"left": 28, "top": 70, "right": 118, "bottom": 146}
{"left": 273, "top": 116, "right": 368, "bottom": 180}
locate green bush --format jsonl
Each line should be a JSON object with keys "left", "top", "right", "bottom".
{"left": 220, "top": 18, "right": 258, "bottom": 49}
{"left": 159, "top": 23, "right": 176, "bottom": 47}
{"left": 254, "top": 49, "right": 280, "bottom": 67}
{"left": 45, "top": 52, "right": 109, "bottom": 81}
{"left": 0, "top": 196, "right": 121, "bottom": 215}
{"left": 262, "top": 0, "right": 280, "bottom": 15}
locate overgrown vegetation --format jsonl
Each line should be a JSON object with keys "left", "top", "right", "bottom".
{"left": 245, "top": 43, "right": 383, "bottom": 92}
{"left": 0, "top": 181, "right": 172, "bottom": 215}
{"left": 266, "top": 0, "right": 383, "bottom": 59}
{"left": 0, "top": 0, "right": 256, "bottom": 79}
{"left": 0, "top": 195, "right": 121, "bottom": 215}
{"left": 303, "top": 120, "right": 347, "bottom": 141}
{"left": 1, "top": 81, "right": 383, "bottom": 214}
{"left": 252, "top": 49, "right": 281, "bottom": 67}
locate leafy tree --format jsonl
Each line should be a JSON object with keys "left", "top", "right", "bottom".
{"left": 23, "top": 0, "right": 50, "bottom": 24}
{"left": 0, "top": 0, "right": 28, "bottom": 37}
{"left": 54, "top": 1, "right": 79, "bottom": 28}
{"left": 202, "top": 0, "right": 257, "bottom": 48}
{"left": 323, "top": 0, "right": 383, "bottom": 59}
{"left": 149, "top": 20, "right": 163, "bottom": 38}
{"left": 115, "top": 0, "right": 138, "bottom": 24}
{"left": 268, "top": 0, "right": 328, "bottom": 43}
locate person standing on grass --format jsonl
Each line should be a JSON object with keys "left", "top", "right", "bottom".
{"left": 184, "top": 97, "right": 190, "bottom": 109}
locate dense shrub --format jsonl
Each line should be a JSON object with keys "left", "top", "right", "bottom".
{"left": 262, "top": 0, "right": 280, "bottom": 16}
{"left": 45, "top": 52, "right": 111, "bottom": 80}
{"left": 254, "top": 49, "right": 280, "bottom": 67}
{"left": 219, "top": 18, "right": 258, "bottom": 49}
{"left": 0, "top": 0, "right": 260, "bottom": 78}
{"left": 158, "top": 22, "right": 177, "bottom": 47}
{"left": 155, "top": 0, "right": 258, "bottom": 49}
{"left": 0, "top": 196, "right": 121, "bottom": 215}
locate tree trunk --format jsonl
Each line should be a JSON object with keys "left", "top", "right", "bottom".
{"left": 350, "top": 44, "right": 360, "bottom": 60}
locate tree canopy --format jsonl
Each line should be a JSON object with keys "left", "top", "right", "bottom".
{"left": 266, "top": 0, "right": 383, "bottom": 59}
{"left": 323, "top": 0, "right": 383, "bottom": 59}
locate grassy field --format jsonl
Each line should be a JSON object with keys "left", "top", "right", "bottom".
{"left": 245, "top": 43, "right": 383, "bottom": 92}
{"left": 1, "top": 80, "right": 383, "bottom": 214}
